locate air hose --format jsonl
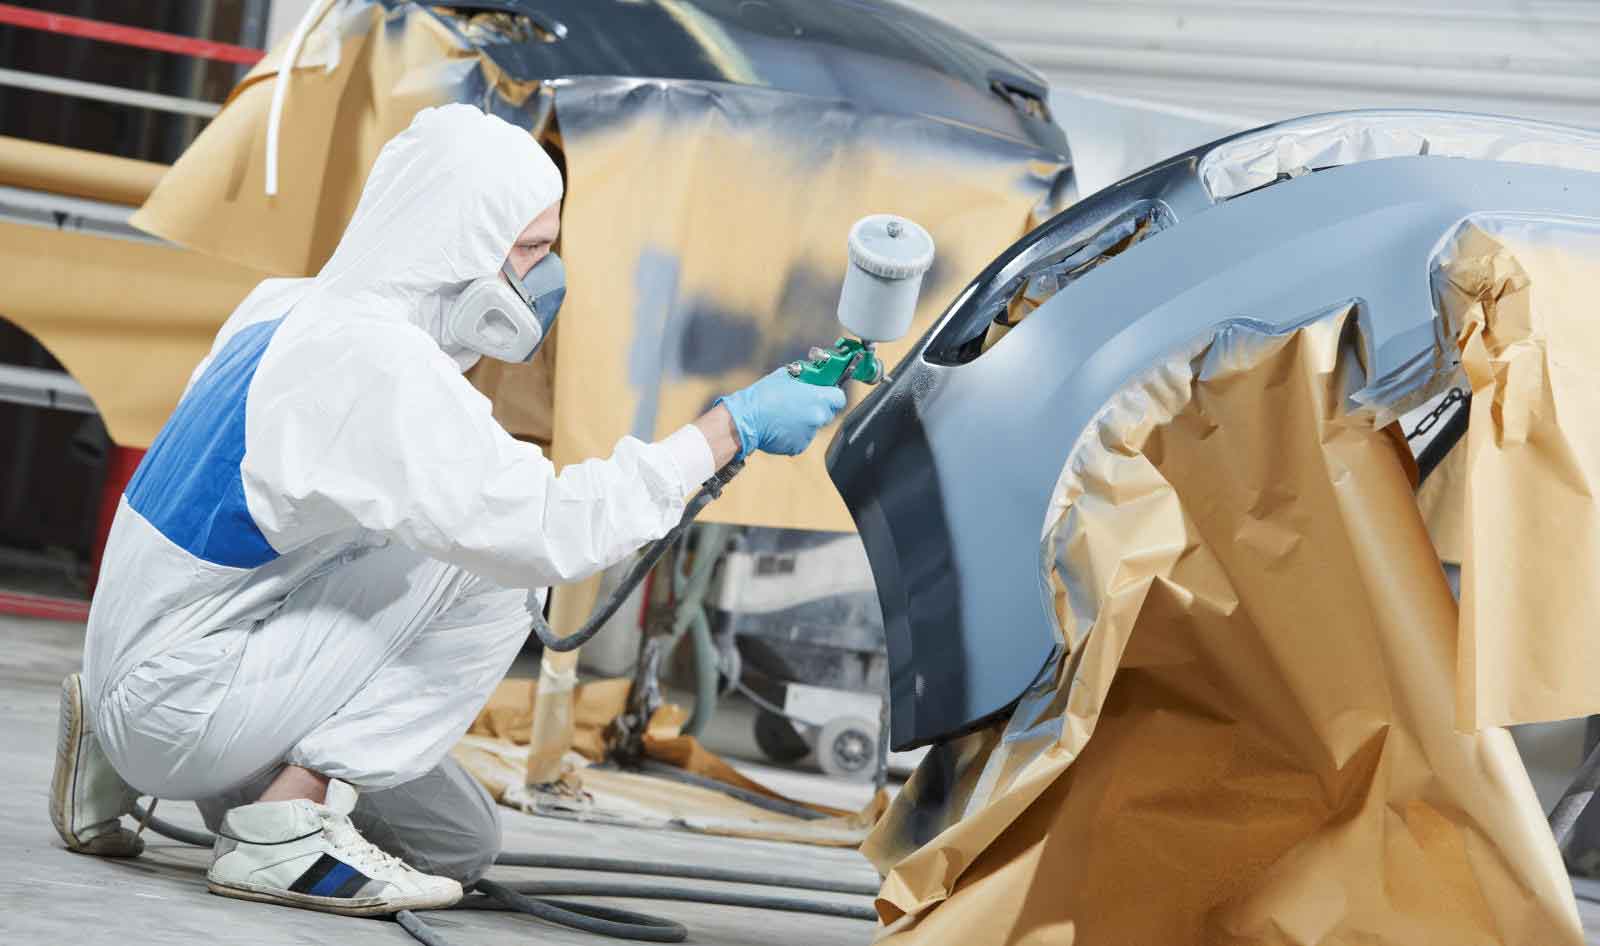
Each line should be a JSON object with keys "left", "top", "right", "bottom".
{"left": 531, "top": 459, "right": 744, "bottom": 654}
{"left": 532, "top": 346, "right": 865, "bottom": 657}
{"left": 132, "top": 802, "right": 879, "bottom": 944}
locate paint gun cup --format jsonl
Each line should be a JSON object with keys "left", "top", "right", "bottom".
{"left": 837, "top": 214, "right": 935, "bottom": 344}
{"left": 788, "top": 215, "right": 935, "bottom": 387}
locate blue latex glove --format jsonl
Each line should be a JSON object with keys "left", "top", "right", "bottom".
{"left": 716, "top": 369, "right": 848, "bottom": 460}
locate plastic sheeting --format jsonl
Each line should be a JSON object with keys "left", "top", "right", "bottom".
{"left": 1200, "top": 110, "right": 1600, "bottom": 202}
{"left": 862, "top": 297, "right": 1585, "bottom": 945}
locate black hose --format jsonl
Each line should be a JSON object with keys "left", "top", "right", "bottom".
{"left": 492, "top": 852, "right": 880, "bottom": 897}
{"left": 395, "top": 909, "right": 452, "bottom": 946}
{"left": 473, "top": 878, "right": 688, "bottom": 942}
{"left": 629, "top": 758, "right": 828, "bottom": 822}
{"left": 470, "top": 879, "right": 878, "bottom": 921}
{"left": 533, "top": 359, "right": 857, "bottom": 655}
{"left": 133, "top": 805, "right": 215, "bottom": 848}
{"left": 532, "top": 460, "right": 744, "bottom": 653}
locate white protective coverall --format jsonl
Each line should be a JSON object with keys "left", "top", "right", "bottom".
{"left": 81, "top": 106, "right": 714, "bottom": 875}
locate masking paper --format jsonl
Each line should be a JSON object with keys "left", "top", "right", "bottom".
{"left": 0, "top": 134, "right": 165, "bottom": 206}
{"left": 131, "top": 4, "right": 468, "bottom": 278}
{"left": 1416, "top": 433, "right": 1467, "bottom": 565}
{"left": 862, "top": 304, "right": 1582, "bottom": 945}
{"left": 0, "top": 221, "right": 264, "bottom": 446}
{"left": 1432, "top": 218, "right": 1600, "bottom": 731}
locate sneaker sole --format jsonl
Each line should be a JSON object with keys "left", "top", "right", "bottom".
{"left": 206, "top": 879, "right": 461, "bottom": 917}
{"left": 50, "top": 673, "right": 143, "bottom": 858}
{"left": 49, "top": 673, "right": 85, "bottom": 850}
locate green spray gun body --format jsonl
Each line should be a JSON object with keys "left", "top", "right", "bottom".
{"left": 787, "top": 337, "right": 884, "bottom": 387}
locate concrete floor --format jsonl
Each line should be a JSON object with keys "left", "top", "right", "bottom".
{"left": 1, "top": 614, "right": 880, "bottom": 946}
{"left": 11, "top": 611, "right": 1600, "bottom": 944}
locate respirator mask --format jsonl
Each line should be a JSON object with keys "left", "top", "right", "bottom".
{"left": 445, "top": 252, "right": 566, "bottom": 363}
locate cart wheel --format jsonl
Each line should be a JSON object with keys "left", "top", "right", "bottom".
{"left": 817, "top": 716, "right": 877, "bottom": 782}
{"left": 753, "top": 710, "right": 810, "bottom": 764}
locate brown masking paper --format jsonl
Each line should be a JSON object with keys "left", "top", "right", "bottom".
{"left": 1434, "top": 218, "right": 1600, "bottom": 731}
{"left": 131, "top": 4, "right": 466, "bottom": 278}
{"left": 0, "top": 135, "right": 165, "bottom": 206}
{"left": 863, "top": 306, "right": 1579, "bottom": 945}
{"left": 1416, "top": 436, "right": 1467, "bottom": 565}
{"left": 0, "top": 221, "right": 264, "bottom": 446}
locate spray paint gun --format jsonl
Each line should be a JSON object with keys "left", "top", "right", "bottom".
{"left": 788, "top": 214, "right": 936, "bottom": 389}
{"left": 530, "top": 214, "right": 934, "bottom": 656}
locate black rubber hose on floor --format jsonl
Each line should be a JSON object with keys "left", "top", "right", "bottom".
{"left": 473, "top": 879, "right": 688, "bottom": 942}
{"left": 133, "top": 802, "right": 878, "bottom": 945}
{"left": 395, "top": 909, "right": 453, "bottom": 946}
{"left": 470, "top": 879, "right": 878, "bottom": 922}
{"left": 492, "top": 852, "right": 880, "bottom": 897}
{"left": 133, "top": 806, "right": 215, "bottom": 848}
{"left": 627, "top": 759, "right": 830, "bottom": 822}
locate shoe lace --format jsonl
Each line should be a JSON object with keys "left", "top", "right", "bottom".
{"left": 319, "top": 812, "right": 411, "bottom": 876}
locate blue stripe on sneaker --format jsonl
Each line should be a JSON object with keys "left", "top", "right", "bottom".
{"left": 309, "top": 861, "right": 360, "bottom": 897}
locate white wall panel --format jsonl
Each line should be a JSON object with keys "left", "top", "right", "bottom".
{"left": 909, "top": 0, "right": 1600, "bottom": 127}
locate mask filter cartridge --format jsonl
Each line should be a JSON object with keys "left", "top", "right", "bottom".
{"left": 446, "top": 251, "right": 566, "bottom": 363}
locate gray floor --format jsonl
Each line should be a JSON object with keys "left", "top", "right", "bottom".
{"left": 1, "top": 615, "right": 880, "bottom": 945}
{"left": 10, "top": 612, "right": 1600, "bottom": 944}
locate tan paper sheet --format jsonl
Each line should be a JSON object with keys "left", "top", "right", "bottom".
{"left": 1433, "top": 219, "right": 1600, "bottom": 731}
{"left": 0, "top": 221, "right": 264, "bottom": 446}
{"left": 863, "top": 306, "right": 1580, "bottom": 945}
{"left": 0, "top": 134, "right": 165, "bottom": 206}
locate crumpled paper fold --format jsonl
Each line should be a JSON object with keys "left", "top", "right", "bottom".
{"left": 864, "top": 294, "right": 1584, "bottom": 945}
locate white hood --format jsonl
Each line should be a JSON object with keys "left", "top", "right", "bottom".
{"left": 282, "top": 105, "right": 563, "bottom": 368}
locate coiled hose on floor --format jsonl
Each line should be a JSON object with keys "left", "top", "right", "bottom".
{"left": 133, "top": 801, "right": 879, "bottom": 944}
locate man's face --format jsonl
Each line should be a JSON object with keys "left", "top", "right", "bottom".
{"left": 507, "top": 202, "right": 561, "bottom": 278}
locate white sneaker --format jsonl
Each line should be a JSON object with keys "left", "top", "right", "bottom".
{"left": 50, "top": 673, "right": 144, "bottom": 857}
{"left": 206, "top": 779, "right": 462, "bottom": 916}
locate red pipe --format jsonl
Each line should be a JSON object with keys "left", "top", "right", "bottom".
{"left": 0, "top": 590, "right": 89, "bottom": 622}
{"left": 0, "top": 3, "right": 265, "bottom": 66}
